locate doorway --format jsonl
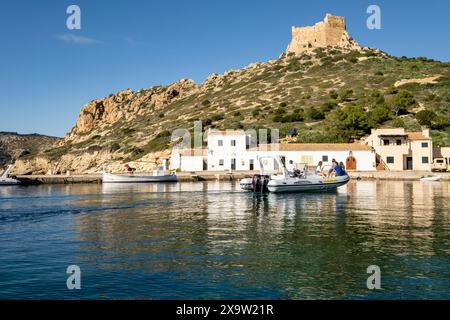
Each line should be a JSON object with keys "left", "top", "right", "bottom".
{"left": 231, "top": 158, "right": 236, "bottom": 171}
{"left": 249, "top": 159, "right": 254, "bottom": 171}
{"left": 346, "top": 156, "right": 357, "bottom": 171}
{"left": 406, "top": 157, "right": 413, "bottom": 170}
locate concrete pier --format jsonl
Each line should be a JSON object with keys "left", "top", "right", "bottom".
{"left": 15, "top": 171, "right": 450, "bottom": 184}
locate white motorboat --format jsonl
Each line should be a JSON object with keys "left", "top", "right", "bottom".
{"left": 102, "top": 169, "right": 177, "bottom": 183}
{"left": 240, "top": 156, "right": 350, "bottom": 193}
{"left": 420, "top": 175, "right": 441, "bottom": 182}
{"left": 0, "top": 164, "right": 21, "bottom": 185}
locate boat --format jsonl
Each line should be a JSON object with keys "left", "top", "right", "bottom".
{"left": 420, "top": 175, "right": 441, "bottom": 182}
{"left": 240, "top": 156, "right": 350, "bottom": 193}
{"left": 102, "top": 169, "right": 177, "bottom": 183}
{"left": 0, "top": 164, "right": 21, "bottom": 185}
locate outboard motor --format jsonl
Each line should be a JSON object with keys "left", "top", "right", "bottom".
{"left": 252, "top": 174, "right": 270, "bottom": 193}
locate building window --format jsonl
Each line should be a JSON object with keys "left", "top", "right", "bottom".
{"left": 422, "top": 157, "right": 429, "bottom": 164}
{"left": 219, "top": 159, "right": 224, "bottom": 166}
{"left": 383, "top": 139, "right": 390, "bottom": 146}
{"left": 386, "top": 156, "right": 394, "bottom": 164}
{"left": 230, "top": 139, "right": 236, "bottom": 146}
{"left": 421, "top": 142, "right": 429, "bottom": 148}
{"left": 322, "top": 155, "right": 328, "bottom": 162}
{"left": 218, "top": 140, "right": 223, "bottom": 147}
{"left": 396, "top": 140, "right": 402, "bottom": 145}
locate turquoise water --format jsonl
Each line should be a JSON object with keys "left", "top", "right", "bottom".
{"left": 0, "top": 180, "right": 448, "bottom": 299}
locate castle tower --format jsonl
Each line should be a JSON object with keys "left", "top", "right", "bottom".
{"left": 286, "top": 14, "right": 360, "bottom": 54}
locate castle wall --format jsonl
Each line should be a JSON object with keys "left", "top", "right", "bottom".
{"left": 286, "top": 14, "right": 359, "bottom": 54}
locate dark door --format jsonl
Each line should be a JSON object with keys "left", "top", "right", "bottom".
{"left": 203, "top": 159, "right": 208, "bottom": 171}
{"left": 346, "top": 156, "right": 357, "bottom": 171}
{"left": 406, "top": 157, "right": 413, "bottom": 170}
{"left": 249, "top": 159, "right": 254, "bottom": 171}
{"left": 231, "top": 159, "right": 236, "bottom": 171}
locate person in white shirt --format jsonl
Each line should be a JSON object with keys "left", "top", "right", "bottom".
{"left": 315, "top": 161, "right": 324, "bottom": 176}
{"left": 286, "top": 160, "right": 296, "bottom": 176}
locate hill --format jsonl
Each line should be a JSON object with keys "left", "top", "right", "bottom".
{"left": 12, "top": 14, "right": 450, "bottom": 174}
{"left": 0, "top": 132, "right": 60, "bottom": 169}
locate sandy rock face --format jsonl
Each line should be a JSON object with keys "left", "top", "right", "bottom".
{"left": 286, "top": 14, "right": 361, "bottom": 54}
{"left": 12, "top": 149, "right": 172, "bottom": 175}
{"left": 66, "top": 79, "right": 198, "bottom": 141}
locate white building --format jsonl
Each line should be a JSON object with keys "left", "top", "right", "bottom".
{"left": 171, "top": 129, "right": 376, "bottom": 172}
{"left": 170, "top": 149, "right": 206, "bottom": 172}
{"left": 207, "top": 130, "right": 251, "bottom": 171}
{"left": 247, "top": 143, "right": 376, "bottom": 171}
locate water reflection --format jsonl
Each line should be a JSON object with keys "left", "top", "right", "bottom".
{"left": 0, "top": 180, "right": 448, "bottom": 299}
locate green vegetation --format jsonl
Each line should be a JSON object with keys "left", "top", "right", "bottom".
{"left": 40, "top": 46, "right": 450, "bottom": 165}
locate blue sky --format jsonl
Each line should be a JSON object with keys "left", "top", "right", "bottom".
{"left": 0, "top": 0, "right": 449, "bottom": 137}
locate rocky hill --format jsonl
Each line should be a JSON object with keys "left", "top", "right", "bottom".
{"left": 0, "top": 132, "right": 60, "bottom": 168}
{"left": 12, "top": 14, "right": 450, "bottom": 174}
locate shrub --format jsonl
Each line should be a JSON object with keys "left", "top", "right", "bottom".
{"left": 109, "top": 142, "right": 121, "bottom": 152}
{"left": 306, "top": 106, "right": 325, "bottom": 120}
{"left": 211, "top": 114, "right": 224, "bottom": 122}
{"left": 388, "top": 90, "right": 415, "bottom": 115}
{"left": 202, "top": 99, "right": 211, "bottom": 107}
{"left": 329, "top": 90, "right": 339, "bottom": 100}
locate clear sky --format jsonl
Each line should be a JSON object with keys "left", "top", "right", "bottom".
{"left": 0, "top": 0, "right": 449, "bottom": 137}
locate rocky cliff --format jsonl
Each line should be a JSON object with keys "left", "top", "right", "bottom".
{"left": 12, "top": 14, "right": 450, "bottom": 175}
{"left": 0, "top": 132, "right": 60, "bottom": 168}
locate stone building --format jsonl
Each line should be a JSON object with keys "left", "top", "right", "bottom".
{"left": 286, "top": 13, "right": 360, "bottom": 54}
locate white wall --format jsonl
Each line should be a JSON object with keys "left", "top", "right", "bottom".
{"left": 180, "top": 156, "right": 204, "bottom": 172}
{"left": 207, "top": 133, "right": 250, "bottom": 171}
{"left": 246, "top": 150, "right": 376, "bottom": 171}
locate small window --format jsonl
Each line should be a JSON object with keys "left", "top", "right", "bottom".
{"left": 422, "top": 157, "right": 429, "bottom": 164}
{"left": 219, "top": 159, "right": 224, "bottom": 166}
{"left": 383, "top": 139, "right": 390, "bottom": 146}
{"left": 218, "top": 140, "right": 223, "bottom": 147}
{"left": 386, "top": 156, "right": 394, "bottom": 164}
{"left": 421, "top": 142, "right": 429, "bottom": 148}
{"left": 230, "top": 140, "right": 236, "bottom": 146}
{"left": 322, "top": 155, "right": 329, "bottom": 162}
{"left": 396, "top": 140, "right": 402, "bottom": 145}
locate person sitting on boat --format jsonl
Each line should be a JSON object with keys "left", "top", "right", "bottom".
{"left": 315, "top": 161, "right": 324, "bottom": 176}
{"left": 286, "top": 160, "right": 301, "bottom": 177}
{"left": 339, "top": 162, "right": 346, "bottom": 175}
{"left": 286, "top": 160, "right": 295, "bottom": 177}
{"left": 326, "top": 159, "right": 336, "bottom": 177}
{"left": 124, "top": 164, "right": 136, "bottom": 174}
{"left": 330, "top": 161, "right": 344, "bottom": 177}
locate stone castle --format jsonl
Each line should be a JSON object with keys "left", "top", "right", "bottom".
{"left": 286, "top": 13, "right": 361, "bottom": 54}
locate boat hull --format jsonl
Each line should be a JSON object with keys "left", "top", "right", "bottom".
{"left": 267, "top": 175, "right": 350, "bottom": 193}
{"left": 420, "top": 176, "right": 441, "bottom": 182}
{"left": 102, "top": 173, "right": 177, "bottom": 183}
{"left": 0, "top": 179, "right": 21, "bottom": 185}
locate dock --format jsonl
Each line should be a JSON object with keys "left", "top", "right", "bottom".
{"left": 15, "top": 171, "right": 450, "bottom": 184}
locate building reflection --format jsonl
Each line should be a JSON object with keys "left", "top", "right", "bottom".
{"left": 69, "top": 179, "right": 449, "bottom": 297}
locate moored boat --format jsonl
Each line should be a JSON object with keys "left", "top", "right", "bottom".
{"left": 102, "top": 170, "right": 177, "bottom": 183}
{"left": 420, "top": 175, "right": 441, "bottom": 182}
{"left": 240, "top": 156, "right": 350, "bottom": 193}
{"left": 0, "top": 165, "right": 21, "bottom": 186}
